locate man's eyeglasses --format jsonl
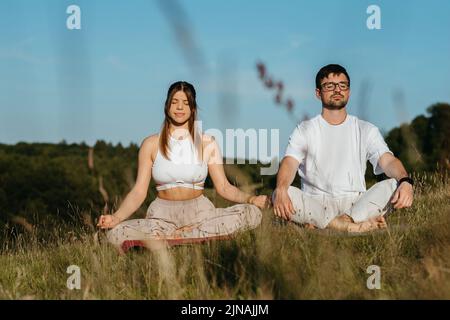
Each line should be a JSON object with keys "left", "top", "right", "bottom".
{"left": 320, "top": 81, "right": 350, "bottom": 92}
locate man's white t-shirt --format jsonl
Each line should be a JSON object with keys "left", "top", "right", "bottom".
{"left": 284, "top": 114, "right": 392, "bottom": 197}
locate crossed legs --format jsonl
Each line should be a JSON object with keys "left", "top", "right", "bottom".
{"left": 277, "top": 179, "right": 397, "bottom": 233}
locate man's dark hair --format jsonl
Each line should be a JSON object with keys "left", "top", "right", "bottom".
{"left": 315, "top": 64, "right": 350, "bottom": 90}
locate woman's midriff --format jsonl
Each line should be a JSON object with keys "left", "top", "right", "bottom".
{"left": 157, "top": 187, "right": 204, "bottom": 201}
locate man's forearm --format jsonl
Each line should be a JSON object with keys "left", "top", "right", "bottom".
{"left": 276, "top": 157, "right": 299, "bottom": 190}
{"left": 383, "top": 157, "right": 409, "bottom": 181}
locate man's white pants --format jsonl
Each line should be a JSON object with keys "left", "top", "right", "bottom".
{"left": 273, "top": 179, "right": 398, "bottom": 229}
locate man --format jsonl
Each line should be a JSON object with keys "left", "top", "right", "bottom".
{"left": 273, "top": 64, "right": 413, "bottom": 232}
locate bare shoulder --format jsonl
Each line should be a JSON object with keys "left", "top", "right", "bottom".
{"left": 140, "top": 134, "right": 160, "bottom": 158}
{"left": 141, "top": 134, "right": 159, "bottom": 146}
{"left": 201, "top": 134, "right": 222, "bottom": 163}
{"left": 201, "top": 133, "right": 217, "bottom": 147}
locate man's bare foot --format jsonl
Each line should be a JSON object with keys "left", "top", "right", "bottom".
{"left": 340, "top": 214, "right": 354, "bottom": 223}
{"left": 327, "top": 214, "right": 387, "bottom": 233}
{"left": 327, "top": 214, "right": 354, "bottom": 232}
{"left": 304, "top": 223, "right": 317, "bottom": 229}
{"left": 347, "top": 216, "right": 387, "bottom": 233}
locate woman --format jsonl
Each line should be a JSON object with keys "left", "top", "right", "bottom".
{"left": 97, "top": 81, "right": 269, "bottom": 253}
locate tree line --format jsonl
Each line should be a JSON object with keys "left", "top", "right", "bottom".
{"left": 0, "top": 103, "right": 448, "bottom": 234}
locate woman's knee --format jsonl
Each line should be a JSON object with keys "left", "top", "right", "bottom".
{"left": 105, "top": 227, "right": 122, "bottom": 247}
{"left": 235, "top": 204, "right": 262, "bottom": 229}
{"left": 246, "top": 204, "right": 263, "bottom": 227}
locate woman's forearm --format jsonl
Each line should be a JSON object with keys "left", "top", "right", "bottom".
{"left": 113, "top": 190, "right": 146, "bottom": 222}
{"left": 220, "top": 183, "right": 252, "bottom": 204}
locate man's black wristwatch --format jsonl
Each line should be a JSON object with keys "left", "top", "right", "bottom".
{"left": 397, "top": 177, "right": 414, "bottom": 187}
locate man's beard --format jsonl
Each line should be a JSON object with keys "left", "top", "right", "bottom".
{"left": 322, "top": 95, "right": 348, "bottom": 110}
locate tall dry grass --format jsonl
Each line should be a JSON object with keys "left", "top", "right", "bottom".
{"left": 0, "top": 173, "right": 449, "bottom": 299}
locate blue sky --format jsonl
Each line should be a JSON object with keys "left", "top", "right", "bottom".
{"left": 1, "top": 0, "right": 449, "bottom": 161}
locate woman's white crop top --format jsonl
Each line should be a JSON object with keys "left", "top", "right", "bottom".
{"left": 152, "top": 135, "right": 208, "bottom": 191}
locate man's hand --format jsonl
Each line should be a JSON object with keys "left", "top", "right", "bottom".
{"left": 273, "top": 188, "right": 295, "bottom": 221}
{"left": 391, "top": 182, "right": 413, "bottom": 209}
{"left": 378, "top": 153, "right": 414, "bottom": 210}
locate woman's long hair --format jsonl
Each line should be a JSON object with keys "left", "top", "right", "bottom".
{"left": 159, "top": 81, "right": 203, "bottom": 161}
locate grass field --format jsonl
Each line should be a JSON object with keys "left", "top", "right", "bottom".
{"left": 1, "top": 173, "right": 449, "bottom": 299}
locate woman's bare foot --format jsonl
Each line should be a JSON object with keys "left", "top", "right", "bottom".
{"left": 327, "top": 214, "right": 387, "bottom": 233}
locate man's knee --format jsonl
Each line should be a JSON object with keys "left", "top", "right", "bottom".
{"left": 287, "top": 185, "right": 301, "bottom": 199}
{"left": 350, "top": 178, "right": 397, "bottom": 223}
{"left": 379, "top": 178, "right": 397, "bottom": 194}
{"left": 368, "top": 178, "right": 397, "bottom": 200}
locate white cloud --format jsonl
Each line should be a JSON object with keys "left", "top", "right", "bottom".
{"left": 0, "top": 37, "right": 45, "bottom": 64}
{"left": 289, "top": 34, "right": 310, "bottom": 49}
{"left": 105, "top": 54, "right": 130, "bottom": 71}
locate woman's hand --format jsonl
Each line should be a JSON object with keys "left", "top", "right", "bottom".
{"left": 248, "top": 195, "right": 271, "bottom": 209}
{"left": 97, "top": 214, "right": 121, "bottom": 229}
